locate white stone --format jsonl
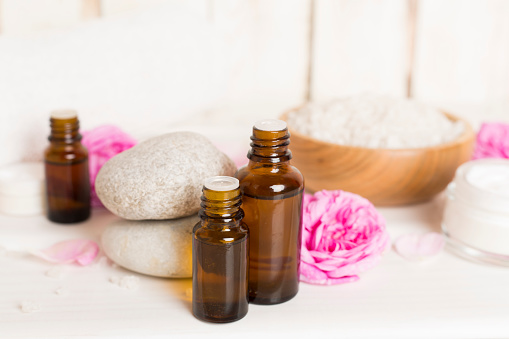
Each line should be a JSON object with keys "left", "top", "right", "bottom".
{"left": 101, "top": 215, "right": 199, "bottom": 278}
{"left": 95, "top": 131, "right": 236, "bottom": 220}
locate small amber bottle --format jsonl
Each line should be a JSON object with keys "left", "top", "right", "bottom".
{"left": 44, "top": 110, "right": 91, "bottom": 224}
{"left": 236, "top": 119, "right": 304, "bottom": 305}
{"left": 192, "top": 176, "right": 249, "bottom": 323}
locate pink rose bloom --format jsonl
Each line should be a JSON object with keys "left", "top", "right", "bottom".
{"left": 473, "top": 122, "right": 509, "bottom": 159}
{"left": 82, "top": 125, "right": 137, "bottom": 207}
{"left": 300, "top": 190, "right": 390, "bottom": 285}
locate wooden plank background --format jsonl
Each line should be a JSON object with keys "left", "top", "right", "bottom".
{"left": 0, "top": 0, "right": 508, "bottom": 167}
{"left": 0, "top": 0, "right": 508, "bottom": 106}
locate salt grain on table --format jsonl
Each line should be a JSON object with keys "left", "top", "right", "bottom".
{"left": 20, "top": 301, "right": 41, "bottom": 313}
{"left": 54, "top": 287, "right": 68, "bottom": 296}
{"left": 109, "top": 276, "right": 139, "bottom": 290}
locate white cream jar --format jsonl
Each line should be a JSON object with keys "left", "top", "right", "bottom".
{"left": 442, "top": 159, "right": 509, "bottom": 265}
{"left": 0, "top": 162, "right": 45, "bottom": 216}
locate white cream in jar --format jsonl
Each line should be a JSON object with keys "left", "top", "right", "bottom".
{"left": 442, "top": 159, "right": 509, "bottom": 265}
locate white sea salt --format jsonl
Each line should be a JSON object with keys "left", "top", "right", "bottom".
{"left": 54, "top": 287, "right": 68, "bottom": 296}
{"left": 109, "top": 275, "right": 139, "bottom": 290}
{"left": 20, "top": 301, "right": 41, "bottom": 313}
{"left": 286, "top": 94, "right": 465, "bottom": 149}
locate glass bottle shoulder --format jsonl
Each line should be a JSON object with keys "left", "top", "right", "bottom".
{"left": 235, "top": 161, "right": 304, "bottom": 197}
{"left": 45, "top": 142, "right": 88, "bottom": 164}
{"left": 193, "top": 221, "right": 249, "bottom": 246}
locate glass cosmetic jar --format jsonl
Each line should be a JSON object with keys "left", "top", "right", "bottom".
{"left": 442, "top": 159, "right": 509, "bottom": 266}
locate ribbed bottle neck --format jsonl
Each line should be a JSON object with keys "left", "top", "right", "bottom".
{"left": 247, "top": 127, "right": 292, "bottom": 163}
{"left": 49, "top": 116, "right": 82, "bottom": 144}
{"left": 199, "top": 187, "right": 244, "bottom": 224}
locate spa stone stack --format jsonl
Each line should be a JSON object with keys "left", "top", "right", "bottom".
{"left": 96, "top": 132, "right": 236, "bottom": 278}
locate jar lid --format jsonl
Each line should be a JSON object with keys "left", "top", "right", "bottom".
{"left": 465, "top": 160, "right": 509, "bottom": 197}
{"left": 0, "top": 162, "right": 44, "bottom": 197}
{"left": 450, "top": 159, "right": 509, "bottom": 213}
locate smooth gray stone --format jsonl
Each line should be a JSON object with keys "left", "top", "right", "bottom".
{"left": 102, "top": 215, "right": 199, "bottom": 278}
{"left": 95, "top": 131, "right": 236, "bottom": 220}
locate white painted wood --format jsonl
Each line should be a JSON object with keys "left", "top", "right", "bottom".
{"left": 0, "top": 0, "right": 3, "bottom": 34}
{"left": 311, "top": 0, "right": 408, "bottom": 102}
{"left": 412, "top": 0, "right": 509, "bottom": 107}
{"left": 0, "top": 0, "right": 82, "bottom": 35}
{"left": 81, "top": 0, "right": 101, "bottom": 20}
{"left": 101, "top": 0, "right": 188, "bottom": 17}
{"left": 211, "top": 0, "right": 310, "bottom": 108}
{"left": 0, "top": 3, "right": 220, "bottom": 167}
{"left": 1, "top": 199, "right": 509, "bottom": 338}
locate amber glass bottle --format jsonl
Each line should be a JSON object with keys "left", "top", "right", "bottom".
{"left": 44, "top": 110, "right": 90, "bottom": 224}
{"left": 236, "top": 119, "right": 304, "bottom": 305}
{"left": 192, "top": 176, "right": 249, "bottom": 323}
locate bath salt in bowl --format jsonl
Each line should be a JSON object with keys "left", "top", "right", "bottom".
{"left": 281, "top": 95, "right": 475, "bottom": 206}
{"left": 287, "top": 95, "right": 465, "bottom": 149}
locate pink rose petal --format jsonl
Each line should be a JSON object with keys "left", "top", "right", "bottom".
{"left": 32, "top": 239, "right": 100, "bottom": 266}
{"left": 300, "top": 261, "right": 359, "bottom": 285}
{"left": 300, "top": 190, "right": 390, "bottom": 285}
{"left": 394, "top": 232, "right": 445, "bottom": 261}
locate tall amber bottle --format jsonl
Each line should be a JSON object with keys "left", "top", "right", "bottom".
{"left": 192, "top": 176, "right": 249, "bottom": 323}
{"left": 44, "top": 110, "right": 90, "bottom": 224}
{"left": 236, "top": 119, "right": 304, "bottom": 305}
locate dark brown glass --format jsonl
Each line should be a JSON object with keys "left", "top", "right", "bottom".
{"left": 236, "top": 124, "right": 304, "bottom": 305}
{"left": 44, "top": 112, "right": 90, "bottom": 224}
{"left": 192, "top": 183, "right": 249, "bottom": 323}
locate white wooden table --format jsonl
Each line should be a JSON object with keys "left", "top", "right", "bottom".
{"left": 1, "top": 195, "right": 508, "bottom": 339}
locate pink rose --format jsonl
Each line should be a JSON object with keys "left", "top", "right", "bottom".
{"left": 300, "top": 190, "right": 390, "bottom": 285}
{"left": 473, "top": 122, "right": 509, "bottom": 160}
{"left": 82, "top": 125, "right": 137, "bottom": 207}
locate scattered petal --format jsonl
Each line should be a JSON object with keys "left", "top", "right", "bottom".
{"left": 20, "top": 301, "right": 41, "bottom": 313}
{"left": 32, "top": 239, "right": 99, "bottom": 266}
{"left": 394, "top": 232, "right": 445, "bottom": 261}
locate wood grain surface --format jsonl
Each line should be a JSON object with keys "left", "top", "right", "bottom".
{"left": 281, "top": 111, "right": 475, "bottom": 206}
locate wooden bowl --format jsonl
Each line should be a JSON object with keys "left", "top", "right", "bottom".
{"left": 280, "top": 111, "right": 475, "bottom": 206}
